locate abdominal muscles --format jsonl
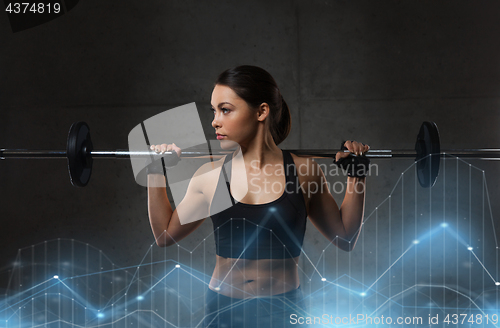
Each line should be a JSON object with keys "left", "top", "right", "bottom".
{"left": 209, "top": 255, "right": 300, "bottom": 299}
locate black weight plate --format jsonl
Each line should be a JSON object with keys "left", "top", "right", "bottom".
{"left": 415, "top": 121, "right": 440, "bottom": 188}
{"left": 67, "top": 122, "right": 93, "bottom": 187}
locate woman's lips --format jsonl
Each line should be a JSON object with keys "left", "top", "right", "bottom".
{"left": 216, "top": 134, "right": 226, "bottom": 140}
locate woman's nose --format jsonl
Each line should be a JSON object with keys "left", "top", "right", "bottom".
{"left": 211, "top": 114, "right": 220, "bottom": 129}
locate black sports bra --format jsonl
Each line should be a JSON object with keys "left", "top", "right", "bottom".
{"left": 209, "top": 149, "right": 307, "bottom": 259}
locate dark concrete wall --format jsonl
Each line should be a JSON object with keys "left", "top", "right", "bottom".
{"left": 1, "top": 0, "right": 499, "bottom": 302}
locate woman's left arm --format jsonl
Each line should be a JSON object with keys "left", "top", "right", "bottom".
{"left": 307, "top": 141, "right": 369, "bottom": 252}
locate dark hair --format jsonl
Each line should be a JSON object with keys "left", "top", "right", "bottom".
{"left": 214, "top": 65, "right": 291, "bottom": 146}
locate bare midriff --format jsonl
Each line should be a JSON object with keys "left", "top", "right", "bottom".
{"left": 209, "top": 255, "right": 301, "bottom": 299}
{"left": 206, "top": 152, "right": 309, "bottom": 299}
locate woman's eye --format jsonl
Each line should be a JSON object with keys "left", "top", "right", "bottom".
{"left": 210, "top": 107, "right": 230, "bottom": 114}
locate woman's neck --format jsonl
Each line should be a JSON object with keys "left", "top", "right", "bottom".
{"left": 237, "top": 134, "right": 282, "bottom": 170}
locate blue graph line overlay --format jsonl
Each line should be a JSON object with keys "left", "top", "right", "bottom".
{"left": 0, "top": 155, "right": 498, "bottom": 327}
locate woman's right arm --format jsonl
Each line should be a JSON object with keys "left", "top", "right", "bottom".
{"left": 147, "top": 144, "right": 209, "bottom": 247}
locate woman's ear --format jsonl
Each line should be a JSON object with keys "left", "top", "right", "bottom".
{"left": 256, "top": 103, "right": 270, "bottom": 122}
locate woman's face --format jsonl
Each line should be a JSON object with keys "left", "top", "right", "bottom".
{"left": 211, "top": 84, "right": 260, "bottom": 149}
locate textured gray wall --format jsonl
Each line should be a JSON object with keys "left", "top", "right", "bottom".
{"left": 1, "top": 0, "right": 499, "bottom": 310}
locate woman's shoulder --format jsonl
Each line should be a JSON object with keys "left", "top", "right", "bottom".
{"left": 289, "top": 151, "right": 324, "bottom": 181}
{"left": 188, "top": 156, "right": 226, "bottom": 193}
{"left": 193, "top": 156, "right": 225, "bottom": 176}
{"left": 288, "top": 151, "right": 312, "bottom": 171}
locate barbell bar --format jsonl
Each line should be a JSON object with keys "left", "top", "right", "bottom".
{"left": 0, "top": 121, "right": 499, "bottom": 188}
{"left": 2, "top": 149, "right": 500, "bottom": 159}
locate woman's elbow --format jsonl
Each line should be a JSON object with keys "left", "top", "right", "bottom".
{"left": 154, "top": 235, "right": 175, "bottom": 248}
{"left": 333, "top": 239, "right": 356, "bottom": 252}
{"left": 157, "top": 240, "right": 178, "bottom": 248}
{"left": 344, "top": 242, "right": 356, "bottom": 252}
{"left": 156, "top": 240, "right": 168, "bottom": 247}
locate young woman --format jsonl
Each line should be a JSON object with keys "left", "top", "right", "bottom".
{"left": 147, "top": 65, "right": 369, "bottom": 327}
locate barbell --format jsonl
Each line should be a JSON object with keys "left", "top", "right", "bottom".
{"left": 0, "top": 121, "right": 499, "bottom": 188}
